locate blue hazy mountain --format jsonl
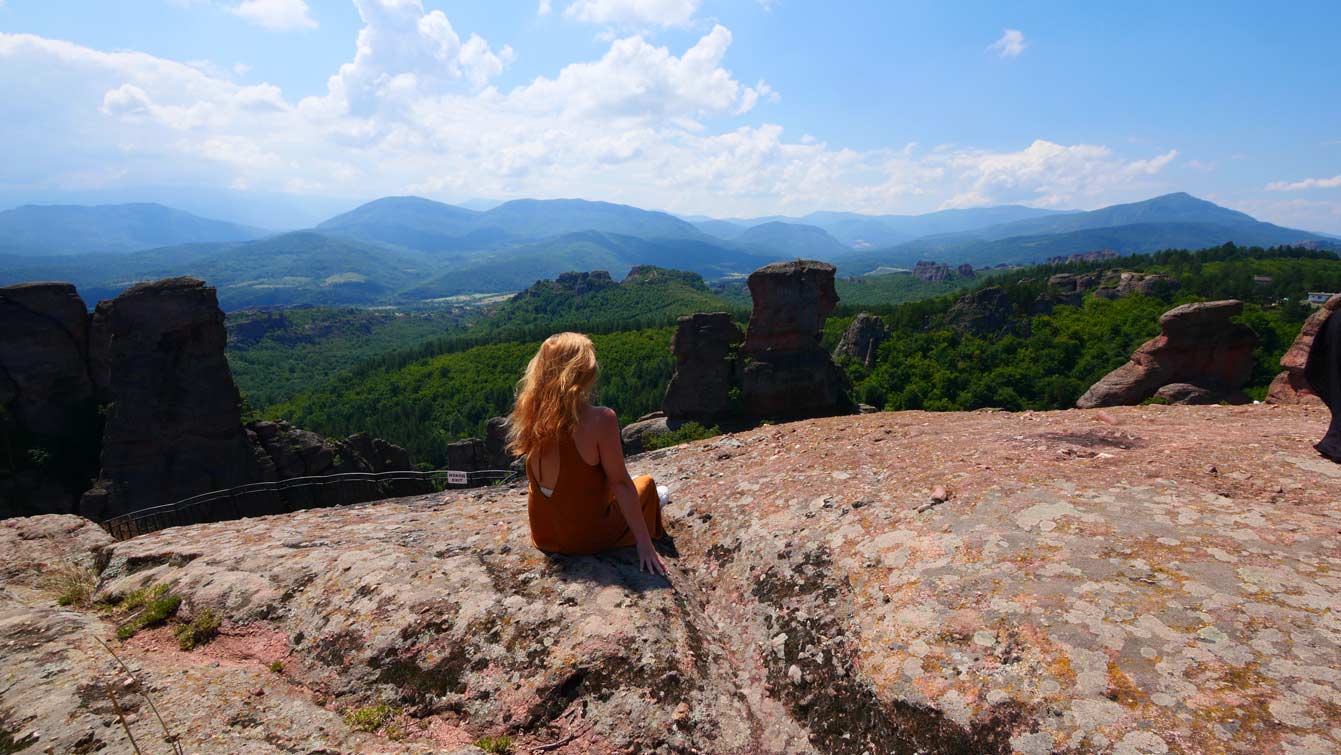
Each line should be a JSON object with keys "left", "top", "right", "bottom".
{"left": 692, "top": 204, "right": 1070, "bottom": 249}
{"left": 0, "top": 203, "right": 268, "bottom": 255}
{"left": 0, "top": 231, "right": 430, "bottom": 309}
{"left": 732, "top": 221, "right": 852, "bottom": 259}
{"left": 4, "top": 192, "right": 1335, "bottom": 309}
{"left": 403, "top": 230, "right": 775, "bottom": 298}
{"left": 837, "top": 193, "right": 1340, "bottom": 272}
{"left": 319, "top": 196, "right": 708, "bottom": 254}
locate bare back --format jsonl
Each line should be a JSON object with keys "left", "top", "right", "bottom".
{"left": 527, "top": 404, "right": 617, "bottom": 493}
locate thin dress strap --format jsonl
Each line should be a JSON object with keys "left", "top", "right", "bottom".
{"left": 532, "top": 442, "right": 555, "bottom": 498}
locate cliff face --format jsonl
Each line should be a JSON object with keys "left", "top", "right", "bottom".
{"left": 1, "top": 277, "right": 421, "bottom": 523}
{"left": 5, "top": 404, "right": 1339, "bottom": 754}
{"left": 84, "top": 278, "right": 264, "bottom": 519}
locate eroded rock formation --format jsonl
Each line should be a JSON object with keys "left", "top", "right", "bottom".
{"left": 1077, "top": 299, "right": 1259, "bottom": 408}
{"left": 739, "top": 260, "right": 850, "bottom": 419}
{"left": 1047, "top": 248, "right": 1119, "bottom": 265}
{"left": 662, "top": 312, "right": 744, "bottom": 420}
{"left": 0, "top": 283, "right": 101, "bottom": 516}
{"left": 83, "top": 278, "right": 264, "bottom": 520}
{"left": 444, "top": 416, "right": 516, "bottom": 473}
{"left": 1, "top": 277, "right": 421, "bottom": 523}
{"left": 1093, "top": 271, "right": 1180, "bottom": 300}
{"left": 1267, "top": 293, "right": 1341, "bottom": 404}
{"left": 912, "top": 260, "right": 953, "bottom": 282}
{"left": 945, "top": 286, "right": 1014, "bottom": 335}
{"left": 832, "top": 312, "right": 889, "bottom": 368}
{"left": 4, "top": 405, "right": 1339, "bottom": 754}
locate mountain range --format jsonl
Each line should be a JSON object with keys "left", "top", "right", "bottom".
{"left": 0, "top": 192, "right": 1335, "bottom": 309}
{"left": 0, "top": 203, "right": 267, "bottom": 255}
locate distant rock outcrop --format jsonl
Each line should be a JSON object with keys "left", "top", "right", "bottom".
{"left": 444, "top": 416, "right": 516, "bottom": 473}
{"left": 1077, "top": 300, "right": 1259, "bottom": 408}
{"left": 911, "top": 260, "right": 953, "bottom": 282}
{"left": 945, "top": 287, "right": 1014, "bottom": 335}
{"left": 514, "top": 270, "right": 617, "bottom": 300}
{"left": 1267, "top": 293, "right": 1341, "bottom": 404}
{"left": 833, "top": 313, "right": 889, "bottom": 368}
{"left": 1093, "top": 271, "right": 1180, "bottom": 300}
{"left": 1047, "top": 248, "right": 1119, "bottom": 265}
{"left": 663, "top": 312, "right": 744, "bottom": 420}
{"left": 740, "top": 260, "right": 850, "bottom": 419}
{"left": 912, "top": 261, "right": 974, "bottom": 282}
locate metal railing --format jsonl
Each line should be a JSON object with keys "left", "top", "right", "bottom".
{"left": 101, "top": 468, "right": 520, "bottom": 541}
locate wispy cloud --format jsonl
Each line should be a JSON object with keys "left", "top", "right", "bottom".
{"left": 230, "top": 0, "right": 316, "bottom": 31}
{"left": 988, "top": 28, "right": 1026, "bottom": 59}
{"left": 538, "top": 0, "right": 552, "bottom": 15}
{"left": 564, "top": 0, "right": 701, "bottom": 29}
{"left": 1266, "top": 175, "right": 1341, "bottom": 192}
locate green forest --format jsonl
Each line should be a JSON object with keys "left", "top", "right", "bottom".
{"left": 274, "top": 328, "right": 676, "bottom": 464}
{"left": 227, "top": 307, "right": 464, "bottom": 410}
{"left": 252, "top": 244, "right": 1341, "bottom": 468}
{"left": 228, "top": 266, "right": 735, "bottom": 410}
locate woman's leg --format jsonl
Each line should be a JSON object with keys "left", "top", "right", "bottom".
{"left": 632, "top": 475, "right": 667, "bottom": 539}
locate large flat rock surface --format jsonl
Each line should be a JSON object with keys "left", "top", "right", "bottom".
{"left": 3, "top": 404, "right": 1339, "bottom": 754}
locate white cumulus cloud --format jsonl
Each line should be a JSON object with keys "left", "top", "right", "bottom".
{"left": 230, "top": 0, "right": 317, "bottom": 31}
{"left": 1266, "top": 175, "right": 1341, "bottom": 191}
{"left": 989, "top": 28, "right": 1026, "bottom": 59}
{"left": 0, "top": 2, "right": 1182, "bottom": 218}
{"left": 564, "top": 0, "right": 700, "bottom": 29}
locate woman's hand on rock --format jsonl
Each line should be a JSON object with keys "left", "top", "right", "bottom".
{"left": 637, "top": 538, "right": 668, "bottom": 576}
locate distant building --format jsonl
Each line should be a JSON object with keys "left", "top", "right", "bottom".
{"left": 1252, "top": 275, "right": 1273, "bottom": 285}
{"left": 1308, "top": 292, "right": 1340, "bottom": 306}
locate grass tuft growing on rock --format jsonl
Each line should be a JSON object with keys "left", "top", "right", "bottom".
{"left": 473, "top": 735, "right": 514, "bottom": 754}
{"left": 46, "top": 560, "right": 98, "bottom": 608}
{"left": 343, "top": 703, "right": 399, "bottom": 733}
{"left": 106, "top": 584, "right": 183, "bottom": 641}
{"left": 173, "top": 609, "right": 221, "bottom": 650}
{"left": 269, "top": 660, "right": 284, "bottom": 674}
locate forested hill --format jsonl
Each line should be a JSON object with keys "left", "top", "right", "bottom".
{"left": 267, "top": 244, "right": 1341, "bottom": 467}
{"left": 228, "top": 266, "right": 735, "bottom": 411}
{"left": 833, "top": 245, "right": 1341, "bottom": 412}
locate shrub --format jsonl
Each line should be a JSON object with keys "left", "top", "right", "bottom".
{"left": 174, "top": 609, "right": 221, "bottom": 650}
{"left": 269, "top": 660, "right": 285, "bottom": 674}
{"left": 644, "top": 421, "right": 720, "bottom": 451}
{"left": 107, "top": 584, "right": 182, "bottom": 641}
{"left": 474, "top": 735, "right": 514, "bottom": 754}
{"left": 343, "top": 704, "right": 398, "bottom": 733}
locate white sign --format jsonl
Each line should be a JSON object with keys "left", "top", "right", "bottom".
{"left": 446, "top": 470, "right": 468, "bottom": 485}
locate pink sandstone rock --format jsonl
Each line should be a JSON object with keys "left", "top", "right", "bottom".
{"left": 1266, "top": 293, "right": 1341, "bottom": 404}
{"left": 3, "top": 404, "right": 1339, "bottom": 754}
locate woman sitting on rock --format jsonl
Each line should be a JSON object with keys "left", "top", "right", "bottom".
{"left": 507, "top": 332, "right": 669, "bottom": 574}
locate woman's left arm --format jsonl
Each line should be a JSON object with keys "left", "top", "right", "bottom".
{"left": 594, "top": 408, "right": 667, "bottom": 576}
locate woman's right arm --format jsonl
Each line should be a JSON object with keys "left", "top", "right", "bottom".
{"left": 593, "top": 407, "right": 667, "bottom": 576}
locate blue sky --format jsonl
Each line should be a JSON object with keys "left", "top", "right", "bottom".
{"left": 1, "top": 0, "right": 1339, "bottom": 231}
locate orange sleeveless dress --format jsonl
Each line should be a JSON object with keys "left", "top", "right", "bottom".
{"left": 526, "top": 434, "right": 666, "bottom": 554}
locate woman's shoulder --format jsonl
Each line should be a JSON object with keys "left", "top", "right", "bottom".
{"left": 581, "top": 404, "right": 619, "bottom": 430}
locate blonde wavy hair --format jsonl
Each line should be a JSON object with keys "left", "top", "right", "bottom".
{"left": 507, "top": 332, "right": 599, "bottom": 457}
